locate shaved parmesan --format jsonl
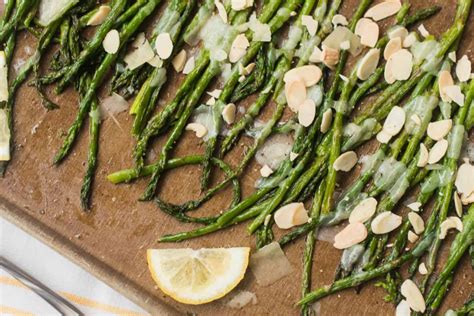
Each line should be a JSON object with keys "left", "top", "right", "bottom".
{"left": 249, "top": 242, "right": 293, "bottom": 286}
{"left": 124, "top": 33, "right": 155, "bottom": 70}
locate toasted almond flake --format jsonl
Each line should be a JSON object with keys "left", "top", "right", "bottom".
{"left": 260, "top": 164, "right": 273, "bottom": 177}
{"left": 440, "top": 216, "right": 463, "bottom": 239}
{"left": 215, "top": 0, "right": 228, "bottom": 23}
{"left": 417, "top": 24, "right": 429, "bottom": 37}
{"left": 87, "top": 5, "right": 111, "bottom": 26}
{"left": 384, "top": 37, "right": 401, "bottom": 60}
{"left": 284, "top": 65, "right": 322, "bottom": 87}
{"left": 411, "top": 114, "right": 421, "bottom": 126}
{"left": 448, "top": 51, "right": 457, "bottom": 62}
{"left": 402, "top": 32, "right": 418, "bottom": 48}
{"left": 355, "top": 18, "right": 379, "bottom": 48}
{"left": 428, "top": 139, "right": 448, "bottom": 164}
{"left": 357, "top": 48, "right": 380, "bottom": 80}
{"left": 396, "top": 300, "right": 411, "bottom": 316}
{"left": 182, "top": 56, "right": 195, "bottom": 74}
{"left": 455, "top": 55, "right": 471, "bottom": 82}
{"left": 388, "top": 26, "right": 408, "bottom": 41}
{"left": 438, "top": 70, "right": 454, "bottom": 102}
{"left": 320, "top": 109, "right": 333, "bottom": 133}
{"left": 418, "top": 263, "right": 428, "bottom": 275}
{"left": 333, "top": 151, "right": 358, "bottom": 172}
{"left": 231, "top": 0, "right": 253, "bottom": 11}
{"left": 238, "top": 75, "right": 246, "bottom": 82}
{"left": 155, "top": 33, "right": 173, "bottom": 60}
{"left": 376, "top": 129, "right": 392, "bottom": 144}
{"left": 172, "top": 49, "right": 187, "bottom": 72}
{"left": 332, "top": 14, "right": 348, "bottom": 27}
{"left": 321, "top": 46, "right": 339, "bottom": 68}
{"left": 244, "top": 63, "right": 255, "bottom": 74}
{"left": 309, "top": 46, "right": 323, "bottom": 63}
{"left": 454, "top": 192, "right": 463, "bottom": 217}
{"left": 461, "top": 191, "right": 474, "bottom": 205}
{"left": 444, "top": 85, "right": 465, "bottom": 106}
{"left": 364, "top": 1, "right": 401, "bottom": 21}
{"left": 417, "top": 143, "right": 429, "bottom": 167}
{"left": 298, "top": 99, "right": 316, "bottom": 127}
{"left": 302, "top": 15, "right": 318, "bottom": 37}
{"left": 401, "top": 279, "right": 425, "bottom": 313}
{"left": 349, "top": 197, "right": 378, "bottom": 224}
{"left": 206, "top": 97, "right": 216, "bottom": 106}
{"left": 427, "top": 119, "right": 452, "bottom": 141}
{"left": 229, "top": 34, "right": 250, "bottom": 63}
{"left": 186, "top": 122, "right": 207, "bottom": 138}
{"left": 290, "top": 11, "right": 297, "bottom": 17}
{"left": 333, "top": 222, "right": 367, "bottom": 249}
{"left": 274, "top": 202, "right": 309, "bottom": 229}
{"left": 407, "top": 231, "right": 418, "bottom": 243}
{"left": 455, "top": 159, "right": 474, "bottom": 196}
{"left": 285, "top": 80, "right": 307, "bottom": 112}
{"left": 371, "top": 211, "right": 402, "bottom": 234}
{"left": 207, "top": 89, "right": 222, "bottom": 99}
{"left": 386, "top": 49, "right": 413, "bottom": 82}
{"left": 383, "top": 106, "right": 406, "bottom": 136}
{"left": 222, "top": 103, "right": 236, "bottom": 124}
{"left": 407, "top": 202, "right": 422, "bottom": 212}
{"left": 290, "top": 152, "right": 299, "bottom": 161}
{"left": 102, "top": 29, "right": 120, "bottom": 54}
{"left": 339, "top": 40, "right": 350, "bottom": 50}
{"left": 408, "top": 212, "right": 424, "bottom": 234}
{"left": 249, "top": 242, "right": 293, "bottom": 287}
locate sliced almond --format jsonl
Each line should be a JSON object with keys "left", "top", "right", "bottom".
{"left": 408, "top": 212, "right": 424, "bottom": 234}
{"left": 376, "top": 129, "right": 392, "bottom": 144}
{"left": 444, "top": 85, "right": 465, "bottom": 106}
{"left": 147, "top": 55, "right": 162, "bottom": 68}
{"left": 427, "top": 119, "right": 452, "bottom": 141}
{"left": 333, "top": 151, "right": 358, "bottom": 172}
{"left": 298, "top": 99, "right": 316, "bottom": 127}
{"left": 439, "top": 216, "right": 463, "bottom": 239}
{"left": 87, "top": 5, "right": 111, "bottom": 26}
{"left": 274, "top": 202, "right": 309, "bottom": 229}
{"left": 302, "top": 15, "right": 318, "bottom": 37}
{"left": 401, "top": 279, "right": 425, "bottom": 313}
{"left": 402, "top": 32, "right": 418, "bottom": 48}
{"left": 215, "top": 0, "right": 228, "bottom": 23}
{"left": 371, "top": 211, "right": 402, "bottom": 234}
{"left": 388, "top": 26, "right": 408, "bottom": 41}
{"left": 455, "top": 55, "right": 471, "bottom": 82}
{"left": 386, "top": 49, "right": 413, "bottom": 82}
{"left": 461, "top": 191, "right": 474, "bottom": 205}
{"left": 172, "top": 49, "right": 187, "bottom": 72}
{"left": 320, "top": 109, "right": 333, "bottom": 133}
{"left": 417, "top": 143, "right": 429, "bottom": 167}
{"left": 383, "top": 106, "right": 405, "bottom": 136}
{"left": 285, "top": 80, "right": 307, "bottom": 112}
{"left": 231, "top": 0, "right": 252, "bottom": 10}
{"left": 384, "top": 37, "right": 401, "bottom": 60}
{"left": 396, "top": 300, "right": 411, "bottom": 316}
{"left": 448, "top": 51, "right": 457, "bottom": 62}
{"left": 284, "top": 65, "right": 322, "bottom": 87}
{"left": 339, "top": 40, "right": 350, "bottom": 50}
{"left": 418, "top": 262, "right": 428, "bottom": 275}
{"left": 206, "top": 96, "right": 216, "bottom": 106}
{"left": 411, "top": 114, "right": 421, "bottom": 126}
{"left": 243, "top": 63, "right": 256, "bottom": 75}
{"left": 355, "top": 18, "right": 379, "bottom": 48}
{"left": 407, "top": 202, "right": 422, "bottom": 212}
{"left": 455, "top": 159, "right": 474, "bottom": 196}
{"left": 428, "top": 139, "right": 448, "bottom": 164}
{"left": 438, "top": 70, "right": 454, "bottom": 102}
{"left": 357, "top": 48, "right": 380, "bottom": 80}
{"left": 260, "top": 164, "right": 273, "bottom": 178}
{"left": 182, "top": 56, "right": 195, "bottom": 74}
{"left": 309, "top": 46, "right": 323, "bottom": 63}
{"left": 364, "top": 1, "right": 402, "bottom": 21}
{"left": 321, "top": 46, "right": 339, "bottom": 68}
{"left": 222, "top": 103, "right": 236, "bottom": 124}
{"left": 207, "top": 89, "right": 222, "bottom": 99}
{"left": 349, "top": 197, "right": 378, "bottom": 224}
{"left": 417, "top": 24, "right": 429, "bottom": 37}
{"left": 186, "top": 122, "right": 207, "bottom": 138}
{"left": 102, "top": 29, "right": 120, "bottom": 54}
{"left": 407, "top": 231, "right": 418, "bottom": 243}
{"left": 333, "top": 222, "right": 368, "bottom": 249}
{"left": 155, "top": 33, "right": 173, "bottom": 60}
{"left": 229, "top": 34, "right": 250, "bottom": 63}
{"left": 290, "top": 152, "right": 299, "bottom": 161}
{"left": 453, "top": 192, "right": 463, "bottom": 217}
{"left": 332, "top": 14, "right": 348, "bottom": 27}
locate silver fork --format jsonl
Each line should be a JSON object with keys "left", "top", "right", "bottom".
{"left": 0, "top": 256, "right": 83, "bottom": 316}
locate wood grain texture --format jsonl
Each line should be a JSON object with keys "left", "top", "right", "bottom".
{"left": 0, "top": 0, "right": 473, "bottom": 315}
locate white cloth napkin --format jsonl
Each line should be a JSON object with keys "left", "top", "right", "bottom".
{"left": 0, "top": 217, "right": 148, "bottom": 315}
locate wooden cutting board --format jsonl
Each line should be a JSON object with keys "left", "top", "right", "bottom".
{"left": 1, "top": 1, "right": 473, "bottom": 314}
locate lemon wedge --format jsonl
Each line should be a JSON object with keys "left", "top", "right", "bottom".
{"left": 147, "top": 247, "right": 250, "bottom": 305}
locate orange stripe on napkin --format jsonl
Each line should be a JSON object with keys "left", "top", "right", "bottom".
{"left": 0, "top": 305, "right": 35, "bottom": 316}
